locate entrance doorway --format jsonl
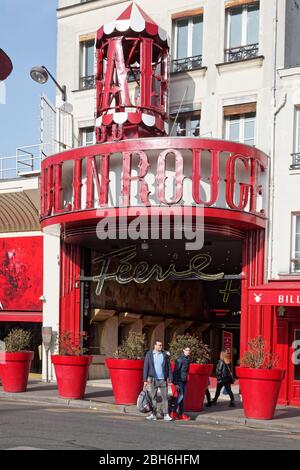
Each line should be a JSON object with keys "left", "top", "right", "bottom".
{"left": 288, "top": 323, "right": 300, "bottom": 406}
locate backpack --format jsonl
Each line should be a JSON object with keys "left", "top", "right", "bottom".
{"left": 137, "top": 389, "right": 152, "bottom": 413}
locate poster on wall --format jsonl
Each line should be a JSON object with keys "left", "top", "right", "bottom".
{"left": 0, "top": 236, "right": 43, "bottom": 311}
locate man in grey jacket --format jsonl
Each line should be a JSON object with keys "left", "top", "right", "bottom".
{"left": 143, "top": 340, "right": 173, "bottom": 421}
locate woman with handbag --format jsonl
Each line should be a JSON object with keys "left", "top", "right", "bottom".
{"left": 211, "top": 350, "right": 235, "bottom": 407}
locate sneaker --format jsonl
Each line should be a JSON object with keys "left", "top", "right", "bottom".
{"left": 211, "top": 400, "right": 217, "bottom": 406}
{"left": 205, "top": 402, "right": 212, "bottom": 407}
{"left": 229, "top": 402, "right": 235, "bottom": 408}
{"left": 163, "top": 414, "right": 173, "bottom": 421}
{"left": 178, "top": 414, "right": 190, "bottom": 421}
{"left": 146, "top": 413, "right": 157, "bottom": 420}
{"left": 170, "top": 412, "right": 179, "bottom": 420}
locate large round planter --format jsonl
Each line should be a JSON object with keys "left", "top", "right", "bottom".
{"left": 0, "top": 351, "right": 34, "bottom": 392}
{"left": 236, "top": 367, "right": 285, "bottom": 420}
{"left": 172, "top": 363, "right": 213, "bottom": 412}
{"left": 106, "top": 358, "right": 144, "bottom": 405}
{"left": 51, "top": 355, "right": 93, "bottom": 399}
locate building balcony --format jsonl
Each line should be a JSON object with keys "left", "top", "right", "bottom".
{"left": 290, "top": 153, "right": 300, "bottom": 170}
{"left": 172, "top": 55, "right": 203, "bottom": 73}
{"left": 224, "top": 43, "right": 259, "bottom": 63}
{"left": 79, "top": 75, "right": 96, "bottom": 90}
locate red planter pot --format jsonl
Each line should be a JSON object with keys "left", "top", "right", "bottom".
{"left": 106, "top": 358, "right": 144, "bottom": 405}
{"left": 236, "top": 367, "right": 285, "bottom": 420}
{"left": 0, "top": 351, "right": 34, "bottom": 393}
{"left": 51, "top": 355, "right": 93, "bottom": 399}
{"left": 172, "top": 363, "right": 213, "bottom": 412}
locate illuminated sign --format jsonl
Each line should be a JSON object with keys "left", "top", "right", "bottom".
{"left": 88, "top": 246, "right": 224, "bottom": 296}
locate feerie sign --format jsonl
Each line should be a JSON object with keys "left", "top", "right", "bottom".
{"left": 40, "top": 140, "right": 267, "bottom": 219}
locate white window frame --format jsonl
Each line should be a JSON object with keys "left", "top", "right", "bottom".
{"left": 294, "top": 107, "right": 300, "bottom": 154}
{"left": 174, "top": 15, "right": 203, "bottom": 59}
{"left": 80, "top": 127, "right": 95, "bottom": 146}
{"left": 225, "top": 112, "right": 256, "bottom": 146}
{"left": 226, "top": 3, "right": 259, "bottom": 49}
{"left": 172, "top": 112, "right": 201, "bottom": 137}
{"left": 291, "top": 213, "right": 300, "bottom": 273}
{"left": 80, "top": 40, "right": 95, "bottom": 79}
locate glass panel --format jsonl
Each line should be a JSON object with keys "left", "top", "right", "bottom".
{"left": 297, "top": 110, "right": 300, "bottom": 153}
{"left": 247, "top": 4, "right": 259, "bottom": 45}
{"left": 229, "top": 8, "right": 243, "bottom": 48}
{"left": 192, "top": 16, "right": 203, "bottom": 57}
{"left": 176, "top": 19, "right": 189, "bottom": 59}
{"left": 296, "top": 216, "right": 300, "bottom": 234}
{"left": 294, "top": 236, "right": 300, "bottom": 255}
{"left": 190, "top": 117, "right": 200, "bottom": 136}
{"left": 176, "top": 117, "right": 186, "bottom": 136}
{"left": 83, "top": 127, "right": 95, "bottom": 146}
{"left": 228, "top": 117, "right": 240, "bottom": 142}
{"left": 244, "top": 116, "right": 255, "bottom": 145}
{"left": 85, "top": 42, "right": 95, "bottom": 76}
{"left": 294, "top": 330, "right": 300, "bottom": 381}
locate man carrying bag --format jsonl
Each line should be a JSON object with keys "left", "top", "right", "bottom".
{"left": 143, "top": 340, "right": 173, "bottom": 421}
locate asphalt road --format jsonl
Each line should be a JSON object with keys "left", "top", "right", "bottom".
{"left": 0, "top": 399, "right": 299, "bottom": 451}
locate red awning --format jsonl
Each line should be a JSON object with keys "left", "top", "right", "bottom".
{"left": 248, "top": 281, "right": 300, "bottom": 306}
{"left": 0, "top": 312, "right": 42, "bottom": 323}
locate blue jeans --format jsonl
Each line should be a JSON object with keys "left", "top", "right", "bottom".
{"left": 172, "top": 381, "right": 186, "bottom": 416}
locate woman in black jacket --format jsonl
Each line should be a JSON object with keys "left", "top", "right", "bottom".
{"left": 212, "top": 350, "right": 235, "bottom": 407}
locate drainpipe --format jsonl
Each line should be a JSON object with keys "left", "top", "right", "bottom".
{"left": 267, "top": 0, "right": 287, "bottom": 281}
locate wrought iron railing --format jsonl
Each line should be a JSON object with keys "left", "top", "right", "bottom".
{"left": 79, "top": 75, "right": 96, "bottom": 90}
{"left": 290, "top": 153, "right": 300, "bottom": 169}
{"left": 172, "top": 55, "right": 203, "bottom": 73}
{"left": 225, "top": 43, "right": 259, "bottom": 63}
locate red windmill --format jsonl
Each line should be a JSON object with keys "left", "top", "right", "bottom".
{"left": 96, "top": 2, "right": 169, "bottom": 142}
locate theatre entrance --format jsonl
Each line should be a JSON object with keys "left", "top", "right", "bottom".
{"left": 79, "top": 235, "right": 242, "bottom": 379}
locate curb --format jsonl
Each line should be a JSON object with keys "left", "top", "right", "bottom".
{"left": 194, "top": 412, "right": 300, "bottom": 434}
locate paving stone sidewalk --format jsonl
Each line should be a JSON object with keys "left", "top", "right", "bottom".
{"left": 1, "top": 379, "right": 300, "bottom": 434}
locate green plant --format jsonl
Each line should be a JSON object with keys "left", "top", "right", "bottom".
{"left": 169, "top": 334, "right": 211, "bottom": 364}
{"left": 57, "top": 331, "right": 88, "bottom": 356}
{"left": 114, "top": 332, "right": 147, "bottom": 360}
{"left": 4, "top": 328, "right": 32, "bottom": 353}
{"left": 241, "top": 336, "right": 279, "bottom": 369}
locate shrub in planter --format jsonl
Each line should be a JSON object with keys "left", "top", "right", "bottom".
{"left": 51, "top": 331, "right": 93, "bottom": 399}
{"left": 0, "top": 328, "right": 34, "bottom": 392}
{"left": 169, "top": 334, "right": 213, "bottom": 412}
{"left": 236, "top": 336, "right": 285, "bottom": 420}
{"left": 106, "top": 331, "right": 147, "bottom": 405}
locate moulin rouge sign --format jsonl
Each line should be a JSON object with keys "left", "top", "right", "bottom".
{"left": 40, "top": 142, "right": 267, "bottom": 220}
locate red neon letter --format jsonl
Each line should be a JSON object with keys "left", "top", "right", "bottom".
{"left": 156, "top": 149, "right": 184, "bottom": 205}
{"left": 121, "top": 151, "right": 150, "bottom": 206}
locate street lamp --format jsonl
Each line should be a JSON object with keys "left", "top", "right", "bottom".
{"left": 30, "top": 65, "right": 66, "bottom": 102}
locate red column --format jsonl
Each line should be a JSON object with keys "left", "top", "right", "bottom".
{"left": 240, "top": 228, "right": 266, "bottom": 357}
{"left": 60, "top": 241, "right": 81, "bottom": 341}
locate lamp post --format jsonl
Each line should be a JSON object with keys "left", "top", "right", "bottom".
{"left": 30, "top": 65, "right": 66, "bottom": 102}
